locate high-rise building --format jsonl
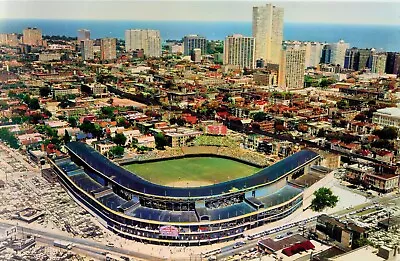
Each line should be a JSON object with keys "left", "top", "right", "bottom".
{"left": 100, "top": 38, "right": 116, "bottom": 61}
{"left": 23, "top": 27, "right": 42, "bottom": 46}
{"left": 252, "top": 3, "right": 284, "bottom": 65}
{"left": 321, "top": 45, "right": 332, "bottom": 64}
{"left": 358, "top": 48, "right": 373, "bottom": 70}
{"left": 283, "top": 41, "right": 325, "bottom": 68}
{"left": 330, "top": 40, "right": 349, "bottom": 67}
{"left": 344, "top": 47, "right": 360, "bottom": 70}
{"left": 279, "top": 45, "right": 306, "bottom": 90}
{"left": 308, "top": 42, "right": 325, "bottom": 68}
{"left": 81, "top": 40, "right": 94, "bottom": 60}
{"left": 183, "top": 35, "right": 207, "bottom": 56}
{"left": 223, "top": 34, "right": 255, "bottom": 69}
{"left": 371, "top": 53, "right": 387, "bottom": 74}
{"left": 77, "top": 29, "right": 90, "bottom": 41}
{"left": 385, "top": 52, "right": 400, "bottom": 75}
{"left": 0, "top": 33, "right": 19, "bottom": 46}
{"left": 191, "top": 48, "right": 202, "bottom": 63}
{"left": 125, "top": 29, "right": 161, "bottom": 57}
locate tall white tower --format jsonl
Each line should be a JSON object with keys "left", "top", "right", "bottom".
{"left": 252, "top": 4, "right": 284, "bottom": 65}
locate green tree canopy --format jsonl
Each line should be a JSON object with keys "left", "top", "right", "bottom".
{"left": 336, "top": 99, "right": 349, "bottom": 110}
{"left": 373, "top": 127, "right": 398, "bottom": 140}
{"left": 68, "top": 116, "right": 78, "bottom": 127}
{"left": 310, "top": 187, "right": 339, "bottom": 212}
{"left": 113, "top": 133, "right": 127, "bottom": 146}
{"left": 64, "top": 129, "right": 71, "bottom": 144}
{"left": 109, "top": 146, "right": 124, "bottom": 158}
{"left": 28, "top": 98, "right": 40, "bottom": 110}
{"left": 252, "top": 111, "right": 267, "bottom": 122}
{"left": 154, "top": 133, "right": 167, "bottom": 150}
{"left": 39, "top": 86, "right": 52, "bottom": 97}
{"left": 79, "top": 120, "right": 102, "bottom": 138}
{"left": 0, "top": 128, "right": 19, "bottom": 149}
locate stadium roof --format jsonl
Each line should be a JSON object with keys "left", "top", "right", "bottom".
{"left": 65, "top": 141, "right": 320, "bottom": 198}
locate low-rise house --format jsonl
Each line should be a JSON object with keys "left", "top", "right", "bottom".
{"left": 94, "top": 141, "right": 115, "bottom": 155}
{"left": 315, "top": 214, "right": 368, "bottom": 250}
{"left": 364, "top": 173, "right": 399, "bottom": 193}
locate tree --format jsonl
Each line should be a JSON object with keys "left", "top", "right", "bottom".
{"left": 373, "top": 127, "right": 398, "bottom": 140}
{"left": 64, "top": 129, "right": 71, "bottom": 144}
{"left": 0, "top": 128, "right": 19, "bottom": 149}
{"left": 109, "top": 146, "right": 124, "bottom": 158}
{"left": 353, "top": 238, "right": 371, "bottom": 249}
{"left": 68, "top": 117, "right": 78, "bottom": 127}
{"left": 252, "top": 112, "right": 267, "bottom": 122}
{"left": 100, "top": 106, "right": 116, "bottom": 118}
{"left": 317, "top": 129, "right": 326, "bottom": 138}
{"left": 28, "top": 98, "right": 40, "bottom": 110}
{"left": 113, "top": 133, "right": 127, "bottom": 146}
{"left": 39, "top": 86, "right": 52, "bottom": 97}
{"left": 310, "top": 187, "right": 339, "bottom": 212}
{"left": 337, "top": 99, "right": 349, "bottom": 109}
{"left": 222, "top": 93, "right": 231, "bottom": 102}
{"left": 176, "top": 117, "right": 185, "bottom": 126}
{"left": 154, "top": 133, "right": 167, "bottom": 150}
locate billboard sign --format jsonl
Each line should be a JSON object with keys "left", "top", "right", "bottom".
{"left": 159, "top": 225, "right": 179, "bottom": 237}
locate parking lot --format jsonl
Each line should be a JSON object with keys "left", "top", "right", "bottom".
{"left": 0, "top": 144, "right": 110, "bottom": 242}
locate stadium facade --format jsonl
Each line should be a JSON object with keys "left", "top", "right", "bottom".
{"left": 50, "top": 141, "right": 320, "bottom": 245}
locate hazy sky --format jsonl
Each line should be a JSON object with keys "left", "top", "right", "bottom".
{"left": 1, "top": 1, "right": 400, "bottom": 25}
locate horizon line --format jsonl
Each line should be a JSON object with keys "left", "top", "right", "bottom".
{"left": 0, "top": 17, "right": 399, "bottom": 26}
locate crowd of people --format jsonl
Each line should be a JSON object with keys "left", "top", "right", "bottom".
{"left": 125, "top": 143, "right": 271, "bottom": 167}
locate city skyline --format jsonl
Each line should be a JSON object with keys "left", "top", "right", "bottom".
{"left": 1, "top": 1, "right": 400, "bottom": 25}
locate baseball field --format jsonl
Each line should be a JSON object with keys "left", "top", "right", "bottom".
{"left": 123, "top": 157, "right": 261, "bottom": 187}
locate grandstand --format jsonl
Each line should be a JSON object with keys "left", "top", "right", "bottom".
{"left": 50, "top": 141, "right": 321, "bottom": 245}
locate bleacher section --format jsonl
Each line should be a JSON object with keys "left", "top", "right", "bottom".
{"left": 97, "top": 193, "right": 127, "bottom": 211}
{"left": 207, "top": 202, "right": 256, "bottom": 221}
{"left": 126, "top": 207, "right": 199, "bottom": 222}
{"left": 257, "top": 185, "right": 303, "bottom": 208}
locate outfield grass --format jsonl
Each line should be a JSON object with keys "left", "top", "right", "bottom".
{"left": 124, "top": 157, "right": 261, "bottom": 187}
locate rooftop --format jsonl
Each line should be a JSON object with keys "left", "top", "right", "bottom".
{"left": 375, "top": 107, "right": 400, "bottom": 118}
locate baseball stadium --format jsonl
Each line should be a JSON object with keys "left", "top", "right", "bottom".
{"left": 50, "top": 141, "right": 321, "bottom": 246}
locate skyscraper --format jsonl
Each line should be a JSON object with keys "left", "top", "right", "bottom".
{"left": 279, "top": 45, "right": 306, "bottom": 90}
{"left": 252, "top": 3, "right": 284, "bottom": 65}
{"left": 308, "top": 42, "right": 325, "bottom": 68}
{"left": 100, "top": 38, "right": 116, "bottom": 61}
{"left": 81, "top": 40, "right": 94, "bottom": 61}
{"left": 125, "top": 29, "right": 161, "bottom": 57}
{"left": 371, "top": 53, "right": 387, "bottom": 74}
{"left": 321, "top": 45, "right": 332, "bottom": 64}
{"left": 330, "top": 40, "right": 349, "bottom": 67}
{"left": 284, "top": 41, "right": 325, "bottom": 68}
{"left": 183, "top": 35, "right": 207, "bottom": 56}
{"left": 77, "top": 29, "right": 90, "bottom": 41}
{"left": 385, "top": 52, "right": 400, "bottom": 75}
{"left": 23, "top": 27, "right": 42, "bottom": 46}
{"left": 0, "top": 33, "right": 19, "bottom": 47}
{"left": 223, "top": 34, "right": 255, "bottom": 69}
{"left": 344, "top": 47, "right": 360, "bottom": 70}
{"left": 358, "top": 48, "right": 374, "bottom": 70}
